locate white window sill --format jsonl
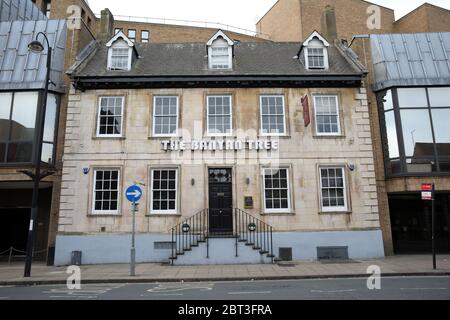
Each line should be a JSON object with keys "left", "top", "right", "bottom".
{"left": 262, "top": 210, "right": 294, "bottom": 215}
{"left": 93, "top": 135, "right": 125, "bottom": 140}
{"left": 89, "top": 212, "right": 121, "bottom": 217}
{"left": 319, "top": 209, "right": 351, "bottom": 215}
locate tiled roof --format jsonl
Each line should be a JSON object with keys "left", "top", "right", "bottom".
{"left": 73, "top": 41, "right": 363, "bottom": 78}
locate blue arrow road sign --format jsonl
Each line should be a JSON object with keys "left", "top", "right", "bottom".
{"left": 126, "top": 185, "right": 142, "bottom": 203}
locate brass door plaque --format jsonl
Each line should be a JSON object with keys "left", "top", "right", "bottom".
{"left": 244, "top": 196, "right": 254, "bottom": 209}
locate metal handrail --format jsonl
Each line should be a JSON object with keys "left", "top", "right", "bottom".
{"left": 170, "top": 209, "right": 209, "bottom": 265}
{"left": 0, "top": 247, "right": 48, "bottom": 264}
{"left": 234, "top": 208, "right": 275, "bottom": 262}
{"left": 95, "top": 13, "right": 271, "bottom": 40}
{"left": 169, "top": 208, "right": 275, "bottom": 265}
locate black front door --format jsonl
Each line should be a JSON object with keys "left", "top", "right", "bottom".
{"left": 208, "top": 168, "right": 233, "bottom": 234}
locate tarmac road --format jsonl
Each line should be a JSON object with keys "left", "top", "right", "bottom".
{"left": 0, "top": 276, "right": 449, "bottom": 300}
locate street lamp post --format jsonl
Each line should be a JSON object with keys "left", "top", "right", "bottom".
{"left": 23, "top": 32, "right": 53, "bottom": 278}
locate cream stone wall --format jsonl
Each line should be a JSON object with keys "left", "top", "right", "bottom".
{"left": 59, "top": 85, "right": 379, "bottom": 235}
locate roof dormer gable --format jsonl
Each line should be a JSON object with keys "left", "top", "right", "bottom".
{"left": 106, "top": 31, "right": 137, "bottom": 71}
{"left": 207, "top": 30, "right": 234, "bottom": 70}
{"left": 302, "top": 31, "right": 330, "bottom": 70}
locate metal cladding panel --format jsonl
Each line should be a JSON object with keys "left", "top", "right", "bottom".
{"left": 371, "top": 32, "right": 450, "bottom": 91}
{"left": 0, "top": 0, "right": 47, "bottom": 21}
{"left": 0, "top": 19, "right": 66, "bottom": 92}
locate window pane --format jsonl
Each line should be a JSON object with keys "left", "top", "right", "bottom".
{"left": 7, "top": 142, "right": 33, "bottom": 163}
{"left": 432, "top": 109, "right": 450, "bottom": 161}
{"left": 141, "top": 31, "right": 149, "bottom": 43}
{"left": 41, "top": 142, "right": 54, "bottom": 164}
{"left": 260, "top": 96, "right": 285, "bottom": 134}
{"left": 315, "top": 96, "right": 340, "bottom": 134}
{"left": 400, "top": 110, "right": 433, "bottom": 158}
{"left": 431, "top": 109, "right": 450, "bottom": 146}
{"left": 151, "top": 169, "right": 177, "bottom": 212}
{"left": 382, "top": 90, "right": 394, "bottom": 111}
{"left": 385, "top": 111, "right": 399, "bottom": 158}
{"left": 98, "top": 97, "right": 123, "bottom": 136}
{"left": 43, "top": 93, "right": 57, "bottom": 142}
{"left": 208, "top": 96, "right": 232, "bottom": 135}
{"left": 397, "top": 88, "right": 427, "bottom": 108}
{"left": 10, "top": 92, "right": 38, "bottom": 141}
{"left": 263, "top": 168, "right": 289, "bottom": 211}
{"left": 153, "top": 97, "right": 178, "bottom": 135}
{"left": 0, "top": 93, "right": 12, "bottom": 142}
{"left": 428, "top": 87, "right": 450, "bottom": 107}
{"left": 320, "top": 168, "right": 346, "bottom": 210}
{"left": 93, "top": 169, "right": 120, "bottom": 213}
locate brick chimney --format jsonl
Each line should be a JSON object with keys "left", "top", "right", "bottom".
{"left": 98, "top": 8, "right": 115, "bottom": 42}
{"left": 321, "top": 5, "right": 338, "bottom": 42}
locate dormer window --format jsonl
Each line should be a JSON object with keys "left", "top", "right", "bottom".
{"left": 207, "top": 30, "right": 234, "bottom": 70}
{"left": 106, "top": 31, "right": 135, "bottom": 71}
{"left": 307, "top": 47, "right": 325, "bottom": 69}
{"left": 110, "top": 46, "right": 131, "bottom": 70}
{"left": 303, "top": 31, "right": 330, "bottom": 70}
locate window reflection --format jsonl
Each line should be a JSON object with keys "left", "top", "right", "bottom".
{"left": 429, "top": 88, "right": 450, "bottom": 107}
{"left": 381, "top": 86, "right": 450, "bottom": 175}
{"left": 385, "top": 111, "right": 399, "bottom": 158}
{"left": 44, "top": 94, "right": 57, "bottom": 143}
{"left": 0, "top": 91, "right": 58, "bottom": 165}
{"left": 400, "top": 110, "right": 433, "bottom": 158}
{"left": 10, "top": 92, "right": 38, "bottom": 141}
{"left": 383, "top": 90, "right": 394, "bottom": 111}
{"left": 0, "top": 93, "right": 12, "bottom": 162}
{"left": 397, "top": 88, "right": 428, "bottom": 108}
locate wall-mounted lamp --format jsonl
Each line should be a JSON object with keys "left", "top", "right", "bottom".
{"left": 246, "top": 178, "right": 250, "bottom": 185}
{"left": 191, "top": 178, "right": 195, "bottom": 186}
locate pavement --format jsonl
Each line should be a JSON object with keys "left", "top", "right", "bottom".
{"left": 0, "top": 255, "right": 449, "bottom": 286}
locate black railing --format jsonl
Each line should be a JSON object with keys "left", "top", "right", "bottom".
{"left": 170, "top": 208, "right": 274, "bottom": 265}
{"left": 170, "top": 209, "right": 209, "bottom": 264}
{"left": 234, "top": 208, "right": 274, "bottom": 261}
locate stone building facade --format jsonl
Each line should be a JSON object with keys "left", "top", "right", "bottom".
{"left": 0, "top": 0, "right": 268, "bottom": 265}
{"left": 53, "top": 30, "right": 384, "bottom": 265}
{"left": 256, "top": 0, "right": 450, "bottom": 256}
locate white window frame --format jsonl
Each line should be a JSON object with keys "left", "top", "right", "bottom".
{"left": 259, "top": 95, "right": 287, "bottom": 137}
{"left": 206, "top": 95, "right": 233, "bottom": 137}
{"left": 150, "top": 168, "right": 178, "bottom": 215}
{"left": 96, "top": 96, "right": 125, "bottom": 138}
{"left": 208, "top": 44, "right": 232, "bottom": 70}
{"left": 303, "top": 32, "right": 330, "bottom": 70}
{"left": 313, "top": 95, "right": 342, "bottom": 136}
{"left": 107, "top": 46, "right": 132, "bottom": 71}
{"left": 306, "top": 47, "right": 327, "bottom": 69}
{"left": 319, "top": 166, "right": 348, "bottom": 213}
{"left": 262, "top": 168, "right": 291, "bottom": 214}
{"left": 152, "top": 96, "right": 179, "bottom": 137}
{"left": 92, "top": 168, "right": 121, "bottom": 215}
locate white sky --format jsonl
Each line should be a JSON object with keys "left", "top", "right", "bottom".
{"left": 86, "top": 0, "right": 450, "bottom": 32}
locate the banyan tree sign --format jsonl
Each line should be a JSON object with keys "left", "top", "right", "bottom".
{"left": 161, "top": 140, "right": 279, "bottom": 151}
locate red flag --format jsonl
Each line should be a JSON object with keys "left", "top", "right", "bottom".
{"left": 302, "top": 95, "right": 310, "bottom": 128}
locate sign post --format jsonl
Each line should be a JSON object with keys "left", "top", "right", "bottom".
{"left": 126, "top": 185, "right": 142, "bottom": 277}
{"left": 422, "top": 183, "right": 436, "bottom": 270}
